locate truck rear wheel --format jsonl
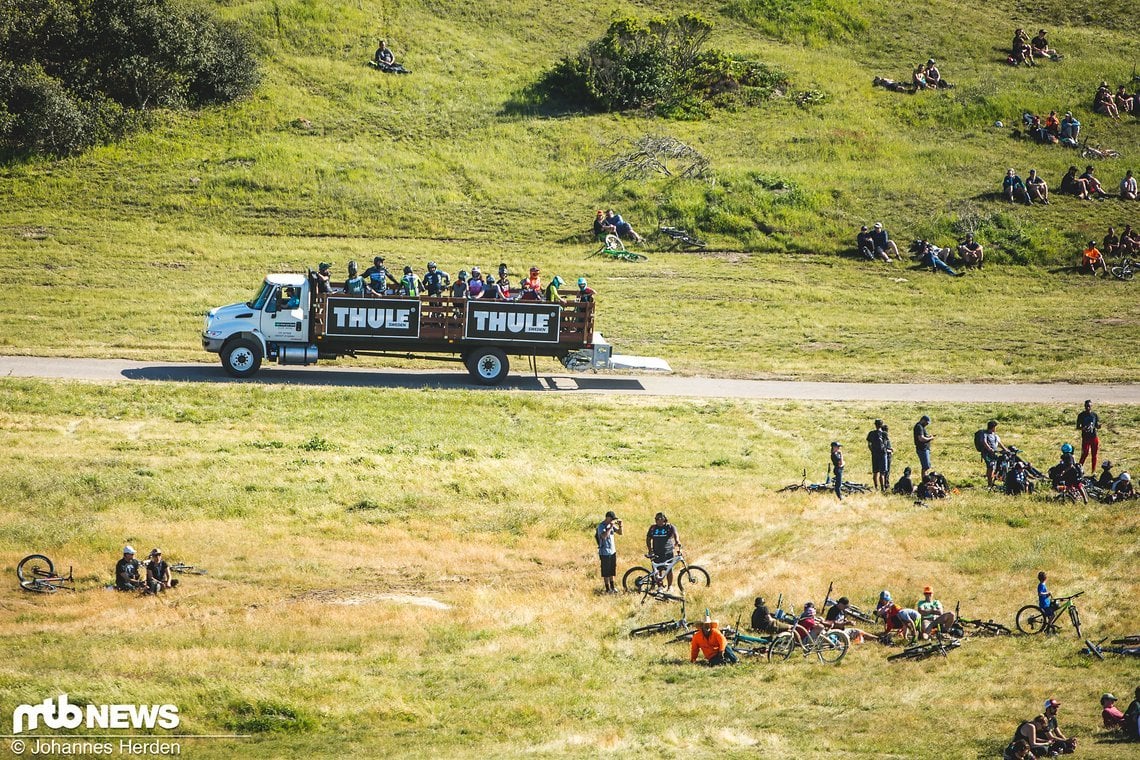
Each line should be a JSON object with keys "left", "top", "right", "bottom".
{"left": 221, "top": 338, "right": 262, "bottom": 378}
{"left": 468, "top": 348, "right": 509, "bottom": 385}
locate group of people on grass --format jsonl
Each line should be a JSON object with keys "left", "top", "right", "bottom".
{"left": 1093, "top": 81, "right": 1137, "bottom": 120}
{"left": 1021, "top": 110, "right": 1081, "bottom": 147}
{"left": 114, "top": 545, "right": 176, "bottom": 594}
{"left": 592, "top": 209, "right": 644, "bottom": 243}
{"left": 1010, "top": 28, "right": 1062, "bottom": 66}
{"left": 1005, "top": 165, "right": 1136, "bottom": 205}
{"left": 317, "top": 259, "right": 597, "bottom": 303}
{"left": 1080, "top": 223, "right": 1139, "bottom": 273}
{"left": 872, "top": 59, "right": 951, "bottom": 93}
{"left": 858, "top": 223, "right": 983, "bottom": 274}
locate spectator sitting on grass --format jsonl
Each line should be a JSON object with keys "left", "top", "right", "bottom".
{"left": 1121, "top": 169, "right": 1138, "bottom": 200}
{"left": 1060, "top": 165, "right": 1090, "bottom": 199}
{"left": 957, "top": 233, "right": 985, "bottom": 268}
{"left": 1003, "top": 168, "right": 1033, "bottom": 204}
{"left": 893, "top": 466, "right": 915, "bottom": 495}
{"left": 1095, "top": 83, "right": 1120, "bottom": 119}
{"left": 857, "top": 225, "right": 877, "bottom": 260}
{"left": 604, "top": 209, "right": 644, "bottom": 242}
{"left": 1005, "top": 716, "right": 1052, "bottom": 759}
{"left": 372, "top": 40, "right": 410, "bottom": 74}
{"left": 1122, "top": 225, "right": 1140, "bottom": 253}
{"left": 1081, "top": 165, "right": 1109, "bottom": 198}
{"left": 1044, "top": 110, "right": 1061, "bottom": 136}
{"left": 870, "top": 222, "right": 901, "bottom": 260}
{"left": 1102, "top": 227, "right": 1121, "bottom": 258}
{"left": 1026, "top": 169, "right": 1050, "bottom": 203}
{"left": 1117, "top": 86, "right": 1135, "bottom": 116}
{"left": 592, "top": 209, "right": 616, "bottom": 239}
{"left": 1102, "top": 693, "right": 1126, "bottom": 732}
{"left": 912, "top": 62, "right": 930, "bottom": 90}
{"left": 924, "top": 59, "right": 951, "bottom": 88}
{"left": 913, "top": 240, "right": 963, "bottom": 276}
{"left": 1080, "top": 240, "right": 1108, "bottom": 275}
{"left": 1011, "top": 29, "right": 1035, "bottom": 66}
{"left": 1031, "top": 30, "right": 1061, "bottom": 60}
{"left": 1060, "top": 111, "right": 1081, "bottom": 143}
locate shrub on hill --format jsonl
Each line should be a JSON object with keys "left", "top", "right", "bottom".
{"left": 0, "top": 0, "right": 259, "bottom": 157}
{"left": 529, "top": 13, "right": 788, "bottom": 119}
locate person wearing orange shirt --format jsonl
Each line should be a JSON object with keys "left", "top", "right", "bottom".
{"left": 1080, "top": 241, "right": 1107, "bottom": 275}
{"left": 690, "top": 612, "right": 737, "bottom": 666}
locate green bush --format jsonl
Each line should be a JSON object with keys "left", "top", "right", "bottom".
{"left": 0, "top": 0, "right": 259, "bottom": 156}
{"left": 529, "top": 13, "right": 787, "bottom": 119}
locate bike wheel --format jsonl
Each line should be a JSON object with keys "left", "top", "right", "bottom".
{"left": 621, "top": 566, "right": 653, "bottom": 593}
{"left": 676, "top": 565, "right": 710, "bottom": 590}
{"left": 1084, "top": 639, "right": 1105, "bottom": 661}
{"left": 814, "top": 630, "right": 850, "bottom": 664}
{"left": 16, "top": 554, "right": 54, "bottom": 583}
{"left": 1110, "top": 266, "right": 1134, "bottom": 281}
{"left": 767, "top": 632, "right": 796, "bottom": 662}
{"left": 1070, "top": 606, "right": 1082, "bottom": 639}
{"left": 619, "top": 252, "right": 648, "bottom": 262}
{"left": 887, "top": 645, "right": 928, "bottom": 662}
{"left": 1016, "top": 605, "right": 1048, "bottom": 635}
{"left": 20, "top": 579, "right": 56, "bottom": 594}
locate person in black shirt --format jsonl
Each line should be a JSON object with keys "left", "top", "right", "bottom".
{"left": 115, "top": 546, "right": 142, "bottom": 591}
{"left": 824, "top": 597, "right": 868, "bottom": 640}
{"left": 750, "top": 597, "right": 791, "bottom": 634}
{"left": 857, "top": 225, "right": 879, "bottom": 261}
{"left": 893, "top": 466, "right": 914, "bottom": 495}
{"left": 645, "top": 512, "right": 681, "bottom": 588}
{"left": 867, "top": 420, "right": 886, "bottom": 491}
{"left": 1076, "top": 399, "right": 1100, "bottom": 471}
{"left": 144, "top": 549, "right": 177, "bottom": 594}
{"left": 914, "top": 415, "right": 934, "bottom": 476}
{"left": 830, "top": 441, "right": 845, "bottom": 500}
{"left": 363, "top": 256, "right": 399, "bottom": 297}
{"left": 422, "top": 262, "right": 451, "bottom": 297}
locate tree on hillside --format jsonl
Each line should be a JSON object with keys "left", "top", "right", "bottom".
{"left": 529, "top": 13, "right": 786, "bottom": 119}
{"left": 0, "top": 0, "right": 259, "bottom": 157}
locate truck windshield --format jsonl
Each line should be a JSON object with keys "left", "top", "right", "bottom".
{"left": 248, "top": 281, "right": 273, "bottom": 310}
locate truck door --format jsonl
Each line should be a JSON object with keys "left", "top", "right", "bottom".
{"left": 260, "top": 285, "right": 308, "bottom": 342}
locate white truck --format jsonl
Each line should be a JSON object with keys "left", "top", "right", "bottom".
{"left": 202, "top": 273, "right": 610, "bottom": 385}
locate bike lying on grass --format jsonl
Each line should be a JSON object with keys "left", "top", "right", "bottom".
{"left": 778, "top": 467, "right": 873, "bottom": 495}
{"left": 657, "top": 225, "right": 707, "bottom": 250}
{"left": 629, "top": 591, "right": 693, "bottom": 640}
{"left": 1082, "top": 636, "right": 1140, "bottom": 660}
{"left": 1110, "top": 257, "right": 1135, "bottom": 281}
{"left": 887, "top": 635, "right": 963, "bottom": 662}
{"left": 622, "top": 552, "right": 710, "bottom": 593}
{"left": 1016, "top": 592, "right": 1084, "bottom": 638}
{"left": 588, "top": 234, "right": 647, "bottom": 262}
{"left": 951, "top": 602, "right": 1012, "bottom": 637}
{"left": 16, "top": 554, "right": 75, "bottom": 593}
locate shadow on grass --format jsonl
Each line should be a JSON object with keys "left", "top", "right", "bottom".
{"left": 120, "top": 365, "right": 646, "bottom": 392}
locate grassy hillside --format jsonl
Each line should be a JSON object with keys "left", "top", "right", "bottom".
{"left": 1, "top": 380, "right": 1138, "bottom": 758}
{"left": 1, "top": 0, "right": 1138, "bottom": 381}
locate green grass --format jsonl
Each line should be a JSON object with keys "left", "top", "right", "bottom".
{"left": 1, "top": 1, "right": 1139, "bottom": 383}
{"left": 1, "top": 379, "right": 1138, "bottom": 758}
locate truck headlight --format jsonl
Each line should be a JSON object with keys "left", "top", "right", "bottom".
{"left": 204, "top": 329, "right": 225, "bottom": 338}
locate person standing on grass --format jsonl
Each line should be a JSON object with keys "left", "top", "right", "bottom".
{"left": 914, "top": 415, "right": 934, "bottom": 477}
{"left": 1077, "top": 399, "right": 1101, "bottom": 472}
{"left": 830, "top": 441, "right": 845, "bottom": 501}
{"left": 880, "top": 424, "right": 895, "bottom": 488}
{"left": 867, "top": 420, "right": 886, "bottom": 491}
{"left": 980, "top": 419, "right": 1008, "bottom": 487}
{"left": 595, "top": 511, "right": 622, "bottom": 594}
{"left": 645, "top": 513, "right": 681, "bottom": 589}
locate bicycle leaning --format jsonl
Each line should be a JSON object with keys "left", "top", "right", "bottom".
{"left": 1016, "top": 591, "right": 1084, "bottom": 638}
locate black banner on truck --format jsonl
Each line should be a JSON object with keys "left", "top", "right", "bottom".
{"left": 464, "top": 302, "right": 561, "bottom": 343}
{"left": 325, "top": 298, "right": 420, "bottom": 339}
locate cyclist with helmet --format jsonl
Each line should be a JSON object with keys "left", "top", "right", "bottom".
{"left": 495, "top": 264, "right": 511, "bottom": 299}
{"left": 344, "top": 261, "right": 365, "bottom": 296}
{"left": 1048, "top": 443, "right": 1081, "bottom": 489}
{"left": 874, "top": 590, "right": 920, "bottom": 642}
{"left": 400, "top": 266, "right": 424, "bottom": 297}
{"left": 544, "top": 275, "right": 566, "bottom": 304}
{"left": 520, "top": 267, "right": 542, "bottom": 301}
{"left": 577, "top": 278, "right": 596, "bottom": 302}
{"left": 422, "top": 262, "right": 451, "bottom": 297}
{"left": 451, "top": 271, "right": 469, "bottom": 299}
{"left": 363, "top": 256, "right": 399, "bottom": 296}
{"left": 467, "top": 267, "right": 485, "bottom": 298}
{"left": 645, "top": 513, "right": 681, "bottom": 589}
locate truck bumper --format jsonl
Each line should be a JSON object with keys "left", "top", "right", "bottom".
{"left": 202, "top": 334, "right": 225, "bottom": 353}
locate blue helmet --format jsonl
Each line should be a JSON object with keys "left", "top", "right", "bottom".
{"left": 1061, "top": 443, "right": 1073, "bottom": 454}
{"left": 879, "top": 590, "right": 891, "bottom": 602}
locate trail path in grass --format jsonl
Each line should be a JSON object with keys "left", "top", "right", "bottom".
{"left": 3, "top": 355, "right": 1139, "bottom": 403}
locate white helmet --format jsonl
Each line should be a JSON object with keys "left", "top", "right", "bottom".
{"left": 1121, "top": 472, "right": 1132, "bottom": 482}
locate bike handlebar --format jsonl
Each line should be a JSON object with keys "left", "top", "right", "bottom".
{"left": 1055, "top": 591, "right": 1084, "bottom": 601}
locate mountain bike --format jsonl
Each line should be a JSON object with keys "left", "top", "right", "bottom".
{"left": 169, "top": 562, "right": 207, "bottom": 575}
{"left": 887, "top": 635, "right": 962, "bottom": 662}
{"left": 1016, "top": 592, "right": 1084, "bottom": 638}
{"left": 767, "top": 625, "right": 850, "bottom": 664}
{"left": 1082, "top": 637, "right": 1140, "bottom": 660}
{"left": 1110, "top": 257, "right": 1135, "bottom": 281}
{"left": 952, "top": 601, "right": 1012, "bottom": 637}
{"left": 16, "top": 554, "right": 75, "bottom": 593}
{"left": 629, "top": 591, "right": 692, "bottom": 638}
{"left": 588, "top": 234, "right": 647, "bottom": 262}
{"left": 622, "top": 551, "right": 710, "bottom": 593}
{"left": 658, "top": 225, "right": 707, "bottom": 250}
{"left": 823, "top": 596, "right": 876, "bottom": 625}
{"left": 994, "top": 447, "right": 1046, "bottom": 482}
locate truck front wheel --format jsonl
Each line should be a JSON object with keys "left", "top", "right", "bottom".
{"left": 468, "top": 348, "right": 509, "bottom": 386}
{"left": 221, "top": 338, "right": 262, "bottom": 378}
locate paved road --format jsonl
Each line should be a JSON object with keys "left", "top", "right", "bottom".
{"left": 3, "top": 355, "right": 1139, "bottom": 403}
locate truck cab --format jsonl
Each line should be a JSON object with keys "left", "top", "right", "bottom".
{"left": 202, "top": 274, "right": 318, "bottom": 377}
